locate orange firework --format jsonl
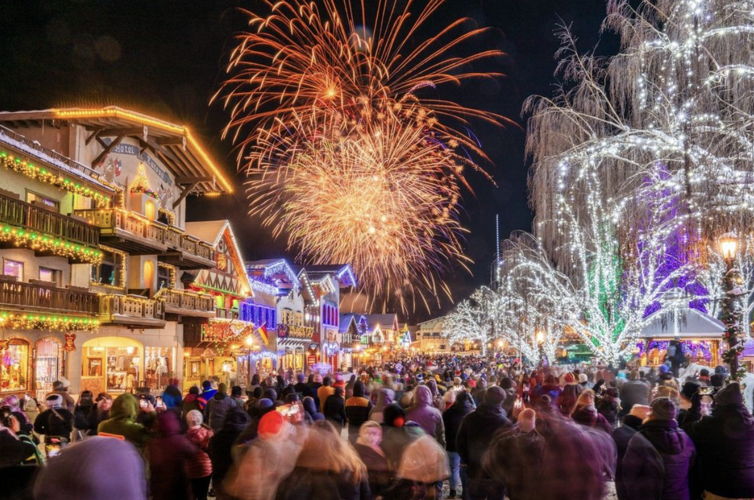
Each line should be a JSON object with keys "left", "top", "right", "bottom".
{"left": 216, "top": 0, "right": 506, "bottom": 311}
{"left": 215, "top": 0, "right": 507, "bottom": 164}
{"left": 247, "top": 102, "right": 471, "bottom": 311}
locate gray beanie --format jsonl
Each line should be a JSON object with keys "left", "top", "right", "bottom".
{"left": 650, "top": 397, "right": 677, "bottom": 421}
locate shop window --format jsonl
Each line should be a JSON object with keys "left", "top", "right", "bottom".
{"left": 82, "top": 342, "right": 141, "bottom": 394}
{"left": 35, "top": 338, "right": 60, "bottom": 398}
{"left": 145, "top": 347, "right": 171, "bottom": 392}
{"left": 26, "top": 190, "right": 59, "bottom": 211}
{"left": 91, "top": 250, "right": 123, "bottom": 287}
{"left": 0, "top": 339, "right": 29, "bottom": 392}
{"left": 3, "top": 259, "right": 23, "bottom": 280}
{"left": 39, "top": 267, "right": 61, "bottom": 285}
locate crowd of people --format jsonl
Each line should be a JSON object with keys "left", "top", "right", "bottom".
{"left": 1, "top": 354, "right": 754, "bottom": 500}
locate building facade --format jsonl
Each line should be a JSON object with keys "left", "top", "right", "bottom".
{"left": 0, "top": 107, "right": 232, "bottom": 398}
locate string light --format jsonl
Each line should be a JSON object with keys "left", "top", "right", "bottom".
{"left": 0, "top": 151, "right": 112, "bottom": 207}
{"left": 0, "top": 311, "right": 99, "bottom": 331}
{"left": 0, "top": 224, "right": 104, "bottom": 264}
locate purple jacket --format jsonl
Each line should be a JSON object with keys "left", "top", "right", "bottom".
{"left": 407, "top": 385, "right": 445, "bottom": 446}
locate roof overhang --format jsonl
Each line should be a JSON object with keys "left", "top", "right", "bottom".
{"left": 0, "top": 107, "right": 234, "bottom": 195}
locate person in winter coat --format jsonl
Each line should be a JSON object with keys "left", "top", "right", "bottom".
{"left": 369, "top": 387, "right": 395, "bottom": 424}
{"left": 345, "top": 381, "right": 372, "bottom": 442}
{"left": 354, "top": 421, "right": 392, "bottom": 498}
{"left": 407, "top": 384, "right": 445, "bottom": 446}
{"left": 161, "top": 379, "right": 183, "bottom": 410}
{"left": 205, "top": 383, "right": 239, "bottom": 433}
{"left": 185, "top": 410, "right": 213, "bottom": 500}
{"left": 456, "top": 386, "right": 511, "bottom": 499}
{"left": 302, "top": 396, "right": 325, "bottom": 422}
{"left": 484, "top": 408, "right": 546, "bottom": 500}
{"left": 0, "top": 411, "right": 36, "bottom": 467}
{"left": 183, "top": 386, "right": 207, "bottom": 414}
{"left": 34, "top": 394, "right": 74, "bottom": 441}
{"left": 97, "top": 393, "right": 151, "bottom": 450}
{"left": 571, "top": 389, "right": 613, "bottom": 434}
{"left": 618, "top": 371, "right": 650, "bottom": 417}
{"left": 73, "top": 390, "right": 95, "bottom": 439}
{"left": 388, "top": 434, "right": 451, "bottom": 500}
{"left": 33, "top": 437, "right": 146, "bottom": 500}
{"left": 612, "top": 404, "right": 650, "bottom": 500}
{"left": 200, "top": 380, "right": 217, "bottom": 402}
{"left": 443, "top": 390, "right": 475, "bottom": 498}
{"left": 691, "top": 382, "right": 754, "bottom": 499}
{"left": 209, "top": 407, "right": 249, "bottom": 500}
{"left": 324, "top": 386, "right": 347, "bottom": 431}
{"left": 46, "top": 379, "right": 75, "bottom": 412}
{"left": 621, "top": 398, "right": 695, "bottom": 500}
{"left": 381, "top": 403, "right": 426, "bottom": 471}
{"left": 318, "top": 376, "right": 336, "bottom": 412}
{"left": 147, "top": 411, "right": 197, "bottom": 500}
{"left": 87, "top": 393, "right": 112, "bottom": 436}
{"left": 677, "top": 381, "right": 702, "bottom": 433}
{"left": 274, "top": 420, "right": 370, "bottom": 500}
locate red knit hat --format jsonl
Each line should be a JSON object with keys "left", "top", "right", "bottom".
{"left": 258, "top": 410, "right": 286, "bottom": 438}
{"left": 563, "top": 373, "right": 576, "bottom": 384}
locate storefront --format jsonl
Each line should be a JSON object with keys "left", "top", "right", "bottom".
{"left": 0, "top": 338, "right": 30, "bottom": 394}
{"left": 637, "top": 308, "right": 724, "bottom": 367}
{"left": 80, "top": 336, "right": 144, "bottom": 395}
{"left": 34, "top": 337, "right": 64, "bottom": 400}
{"left": 183, "top": 346, "right": 239, "bottom": 390}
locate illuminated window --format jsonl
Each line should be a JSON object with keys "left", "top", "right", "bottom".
{"left": 26, "top": 191, "right": 59, "bottom": 211}
{"left": 91, "top": 250, "right": 123, "bottom": 287}
{"left": 0, "top": 339, "right": 29, "bottom": 392}
{"left": 39, "top": 267, "right": 61, "bottom": 285}
{"left": 3, "top": 259, "right": 23, "bottom": 280}
{"left": 215, "top": 295, "right": 225, "bottom": 309}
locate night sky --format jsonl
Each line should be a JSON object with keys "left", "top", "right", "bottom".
{"left": 0, "top": 0, "right": 620, "bottom": 322}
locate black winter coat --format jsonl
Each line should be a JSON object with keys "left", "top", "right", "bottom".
{"left": 324, "top": 395, "right": 347, "bottom": 428}
{"left": 691, "top": 404, "right": 754, "bottom": 498}
{"left": 612, "top": 414, "right": 642, "bottom": 500}
{"left": 442, "top": 400, "right": 474, "bottom": 452}
{"left": 456, "top": 404, "right": 511, "bottom": 477}
{"left": 621, "top": 419, "right": 695, "bottom": 500}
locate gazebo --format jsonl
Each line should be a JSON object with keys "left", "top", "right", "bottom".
{"left": 637, "top": 308, "right": 724, "bottom": 367}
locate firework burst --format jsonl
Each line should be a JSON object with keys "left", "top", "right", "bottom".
{"left": 217, "top": 0, "right": 506, "bottom": 311}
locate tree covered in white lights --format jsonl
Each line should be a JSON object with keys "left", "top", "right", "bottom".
{"left": 443, "top": 286, "right": 497, "bottom": 355}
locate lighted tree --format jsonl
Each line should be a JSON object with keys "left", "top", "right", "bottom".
{"left": 443, "top": 286, "right": 498, "bottom": 355}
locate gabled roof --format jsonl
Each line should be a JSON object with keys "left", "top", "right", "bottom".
{"left": 363, "top": 313, "right": 399, "bottom": 332}
{"left": 305, "top": 264, "right": 357, "bottom": 288}
{"left": 246, "top": 258, "right": 300, "bottom": 288}
{"left": 0, "top": 106, "right": 233, "bottom": 194}
{"left": 186, "top": 220, "right": 252, "bottom": 296}
{"left": 339, "top": 314, "right": 359, "bottom": 333}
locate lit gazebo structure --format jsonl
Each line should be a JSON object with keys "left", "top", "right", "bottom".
{"left": 637, "top": 308, "right": 725, "bottom": 367}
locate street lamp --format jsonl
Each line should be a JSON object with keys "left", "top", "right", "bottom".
{"left": 718, "top": 233, "right": 744, "bottom": 380}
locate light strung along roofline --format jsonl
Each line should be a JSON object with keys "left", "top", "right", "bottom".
{"left": 44, "top": 106, "right": 234, "bottom": 194}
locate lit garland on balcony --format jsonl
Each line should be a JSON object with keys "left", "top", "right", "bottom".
{"left": 0, "top": 151, "right": 112, "bottom": 207}
{"left": 0, "top": 224, "right": 104, "bottom": 264}
{"left": 0, "top": 311, "right": 99, "bottom": 331}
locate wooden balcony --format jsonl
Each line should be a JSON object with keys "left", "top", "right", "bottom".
{"left": 73, "top": 208, "right": 215, "bottom": 268}
{"left": 0, "top": 278, "right": 98, "bottom": 316}
{"left": 156, "top": 288, "right": 215, "bottom": 319}
{"left": 74, "top": 208, "right": 168, "bottom": 255}
{"left": 0, "top": 191, "right": 100, "bottom": 263}
{"left": 215, "top": 308, "right": 238, "bottom": 320}
{"left": 158, "top": 233, "right": 215, "bottom": 270}
{"left": 99, "top": 293, "right": 165, "bottom": 328}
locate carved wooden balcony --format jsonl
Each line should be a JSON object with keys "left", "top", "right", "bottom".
{"left": 99, "top": 293, "right": 165, "bottom": 328}
{"left": 156, "top": 287, "right": 215, "bottom": 319}
{"left": 0, "top": 278, "right": 98, "bottom": 316}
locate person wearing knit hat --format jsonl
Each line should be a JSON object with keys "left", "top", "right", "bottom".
{"left": 33, "top": 394, "right": 74, "bottom": 441}
{"left": 620, "top": 397, "right": 695, "bottom": 500}
{"left": 691, "top": 382, "right": 754, "bottom": 498}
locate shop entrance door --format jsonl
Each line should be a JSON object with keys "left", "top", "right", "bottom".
{"left": 35, "top": 338, "right": 61, "bottom": 401}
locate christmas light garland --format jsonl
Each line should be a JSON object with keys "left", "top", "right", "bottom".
{"left": 0, "top": 224, "right": 104, "bottom": 264}
{"left": 0, "top": 311, "right": 99, "bottom": 331}
{"left": 0, "top": 151, "right": 112, "bottom": 207}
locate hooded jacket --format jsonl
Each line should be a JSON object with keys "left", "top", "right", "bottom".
{"left": 406, "top": 385, "right": 445, "bottom": 446}
{"left": 148, "top": 412, "right": 197, "bottom": 500}
{"left": 206, "top": 391, "right": 238, "bottom": 433}
{"left": 345, "top": 382, "right": 372, "bottom": 438}
{"left": 691, "top": 383, "right": 754, "bottom": 498}
{"left": 97, "top": 394, "right": 150, "bottom": 449}
{"left": 621, "top": 419, "right": 695, "bottom": 500}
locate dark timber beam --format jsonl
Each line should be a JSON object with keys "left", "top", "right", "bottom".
{"left": 92, "top": 134, "right": 125, "bottom": 166}
{"left": 173, "top": 181, "right": 199, "bottom": 208}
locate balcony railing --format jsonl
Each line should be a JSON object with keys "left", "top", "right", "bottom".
{"left": 215, "top": 308, "right": 238, "bottom": 320}
{"left": 285, "top": 325, "right": 315, "bottom": 340}
{"left": 73, "top": 208, "right": 168, "bottom": 255}
{"left": 99, "top": 293, "right": 165, "bottom": 328}
{"left": 0, "top": 279, "right": 98, "bottom": 315}
{"left": 156, "top": 288, "right": 215, "bottom": 318}
{"left": 73, "top": 208, "right": 215, "bottom": 268}
{"left": 0, "top": 192, "right": 100, "bottom": 261}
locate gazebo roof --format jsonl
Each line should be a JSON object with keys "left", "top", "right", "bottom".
{"left": 640, "top": 308, "right": 724, "bottom": 339}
